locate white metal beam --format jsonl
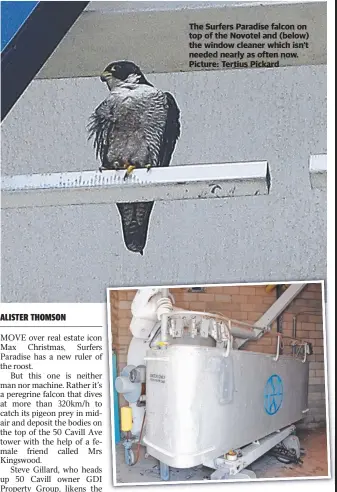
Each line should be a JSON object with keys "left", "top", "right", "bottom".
{"left": 237, "top": 283, "right": 307, "bottom": 348}
{"left": 254, "top": 283, "right": 307, "bottom": 329}
{"left": 309, "top": 154, "right": 327, "bottom": 190}
{"left": 1, "top": 161, "right": 270, "bottom": 210}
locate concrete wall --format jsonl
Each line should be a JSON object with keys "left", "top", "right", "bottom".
{"left": 0, "top": 64, "right": 327, "bottom": 302}
{"left": 109, "top": 283, "right": 326, "bottom": 427}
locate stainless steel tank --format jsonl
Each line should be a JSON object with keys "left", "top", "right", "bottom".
{"left": 143, "top": 344, "right": 309, "bottom": 468}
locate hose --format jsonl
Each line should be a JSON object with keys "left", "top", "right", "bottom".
{"left": 156, "top": 297, "right": 173, "bottom": 319}
{"left": 130, "top": 410, "right": 146, "bottom": 466}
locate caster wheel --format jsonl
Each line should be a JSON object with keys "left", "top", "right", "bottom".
{"left": 282, "top": 435, "right": 301, "bottom": 461}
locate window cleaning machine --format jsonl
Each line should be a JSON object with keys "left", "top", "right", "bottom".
{"left": 115, "top": 288, "right": 310, "bottom": 481}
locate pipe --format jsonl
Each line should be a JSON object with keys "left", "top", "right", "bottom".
{"left": 156, "top": 296, "right": 173, "bottom": 343}
{"left": 130, "top": 410, "right": 146, "bottom": 466}
{"left": 276, "top": 285, "right": 283, "bottom": 333}
{"left": 292, "top": 316, "right": 297, "bottom": 338}
{"left": 160, "top": 314, "right": 169, "bottom": 343}
{"left": 230, "top": 325, "right": 259, "bottom": 340}
{"left": 276, "top": 285, "right": 284, "bottom": 355}
{"left": 161, "top": 288, "right": 169, "bottom": 298}
{"left": 292, "top": 316, "right": 297, "bottom": 355}
{"left": 273, "top": 334, "right": 282, "bottom": 361}
{"left": 293, "top": 310, "right": 321, "bottom": 318}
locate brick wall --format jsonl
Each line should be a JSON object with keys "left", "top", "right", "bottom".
{"left": 110, "top": 289, "right": 137, "bottom": 407}
{"left": 110, "top": 283, "right": 326, "bottom": 427}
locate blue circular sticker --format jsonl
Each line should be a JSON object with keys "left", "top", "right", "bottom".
{"left": 264, "top": 374, "right": 283, "bottom": 415}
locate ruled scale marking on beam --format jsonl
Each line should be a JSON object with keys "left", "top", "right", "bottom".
{"left": 1, "top": 161, "right": 270, "bottom": 209}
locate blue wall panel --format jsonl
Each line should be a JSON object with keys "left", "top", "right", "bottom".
{"left": 1, "top": 1, "right": 39, "bottom": 50}
{"left": 112, "top": 353, "right": 121, "bottom": 443}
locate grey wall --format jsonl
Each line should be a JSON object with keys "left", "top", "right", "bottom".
{"left": 36, "top": 1, "right": 326, "bottom": 79}
{"left": 1, "top": 64, "right": 326, "bottom": 302}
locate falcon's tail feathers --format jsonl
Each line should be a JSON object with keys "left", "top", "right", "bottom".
{"left": 116, "top": 201, "right": 154, "bottom": 255}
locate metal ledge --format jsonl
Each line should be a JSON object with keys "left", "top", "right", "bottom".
{"left": 1, "top": 161, "right": 270, "bottom": 210}
{"left": 309, "top": 154, "right": 327, "bottom": 190}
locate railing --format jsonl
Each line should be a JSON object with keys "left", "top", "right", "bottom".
{"left": 154, "top": 309, "right": 312, "bottom": 363}
{"left": 273, "top": 334, "right": 312, "bottom": 363}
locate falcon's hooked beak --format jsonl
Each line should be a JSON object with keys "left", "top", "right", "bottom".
{"left": 100, "top": 69, "right": 114, "bottom": 82}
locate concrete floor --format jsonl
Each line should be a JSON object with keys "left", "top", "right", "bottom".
{"left": 114, "top": 427, "right": 329, "bottom": 484}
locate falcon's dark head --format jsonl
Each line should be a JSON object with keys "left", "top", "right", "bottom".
{"left": 100, "top": 60, "right": 152, "bottom": 89}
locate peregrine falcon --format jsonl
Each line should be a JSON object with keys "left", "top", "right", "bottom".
{"left": 88, "top": 60, "right": 181, "bottom": 255}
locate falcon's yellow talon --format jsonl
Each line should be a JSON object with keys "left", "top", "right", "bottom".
{"left": 123, "top": 165, "right": 136, "bottom": 180}
{"left": 126, "top": 165, "right": 136, "bottom": 175}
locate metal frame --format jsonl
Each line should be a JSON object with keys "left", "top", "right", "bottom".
{"left": 1, "top": 161, "right": 270, "bottom": 210}
{"left": 207, "top": 425, "right": 296, "bottom": 480}
{"left": 157, "top": 308, "right": 266, "bottom": 346}
{"left": 309, "top": 154, "right": 327, "bottom": 190}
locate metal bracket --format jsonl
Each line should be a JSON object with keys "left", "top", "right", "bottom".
{"left": 309, "top": 154, "right": 327, "bottom": 190}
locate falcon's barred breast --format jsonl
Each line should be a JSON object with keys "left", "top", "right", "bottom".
{"left": 92, "top": 83, "right": 168, "bottom": 169}
{"left": 88, "top": 61, "right": 180, "bottom": 255}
